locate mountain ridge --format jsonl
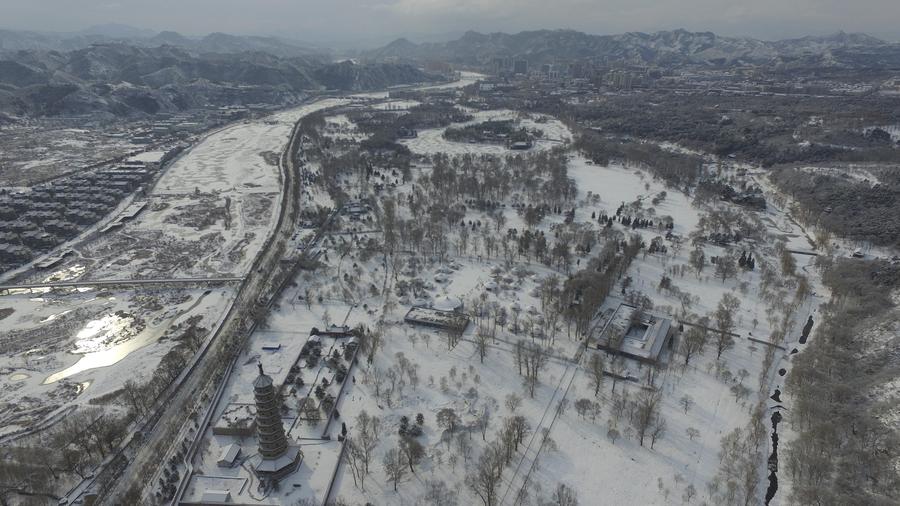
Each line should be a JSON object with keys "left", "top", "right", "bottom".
{"left": 0, "top": 43, "right": 435, "bottom": 118}
{"left": 363, "top": 28, "right": 898, "bottom": 68}
{"left": 0, "top": 27, "right": 325, "bottom": 58}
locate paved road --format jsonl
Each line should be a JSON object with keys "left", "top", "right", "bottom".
{"left": 78, "top": 101, "right": 320, "bottom": 504}
{"left": 499, "top": 343, "right": 586, "bottom": 506}
{"left": 0, "top": 277, "right": 243, "bottom": 291}
{"left": 80, "top": 78, "right": 478, "bottom": 503}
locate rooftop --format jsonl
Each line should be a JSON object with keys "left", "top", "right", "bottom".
{"left": 404, "top": 306, "right": 470, "bottom": 332}
{"left": 595, "top": 302, "right": 675, "bottom": 363}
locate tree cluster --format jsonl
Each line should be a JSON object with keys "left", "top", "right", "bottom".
{"left": 784, "top": 258, "right": 900, "bottom": 504}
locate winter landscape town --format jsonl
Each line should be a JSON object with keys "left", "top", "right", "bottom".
{"left": 1, "top": 3, "right": 900, "bottom": 506}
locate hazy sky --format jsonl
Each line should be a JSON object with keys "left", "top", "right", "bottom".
{"left": 5, "top": 0, "right": 900, "bottom": 45}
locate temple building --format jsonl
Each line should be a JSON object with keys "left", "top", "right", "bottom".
{"left": 250, "top": 363, "right": 302, "bottom": 482}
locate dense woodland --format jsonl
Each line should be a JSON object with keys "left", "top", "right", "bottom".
{"left": 574, "top": 130, "right": 705, "bottom": 190}
{"left": 785, "top": 258, "right": 900, "bottom": 505}
{"left": 346, "top": 103, "right": 473, "bottom": 153}
{"left": 569, "top": 92, "right": 900, "bottom": 166}
{"left": 771, "top": 167, "right": 900, "bottom": 247}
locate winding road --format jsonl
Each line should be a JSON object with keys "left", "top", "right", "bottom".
{"left": 67, "top": 97, "right": 334, "bottom": 504}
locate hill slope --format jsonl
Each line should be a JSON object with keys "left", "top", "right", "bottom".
{"left": 0, "top": 27, "right": 324, "bottom": 58}
{"left": 364, "top": 28, "right": 900, "bottom": 68}
{"left": 0, "top": 44, "right": 435, "bottom": 117}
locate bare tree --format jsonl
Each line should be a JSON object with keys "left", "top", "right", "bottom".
{"left": 649, "top": 415, "right": 667, "bottom": 449}
{"left": 607, "top": 427, "right": 621, "bottom": 444}
{"left": 514, "top": 337, "right": 525, "bottom": 374}
{"left": 362, "top": 327, "right": 384, "bottom": 365}
{"left": 384, "top": 367, "right": 399, "bottom": 407}
{"left": 587, "top": 352, "right": 606, "bottom": 398}
{"left": 574, "top": 398, "right": 593, "bottom": 419}
{"left": 423, "top": 479, "right": 458, "bottom": 506}
{"left": 466, "top": 444, "right": 503, "bottom": 506}
{"left": 679, "top": 395, "right": 694, "bottom": 414}
{"left": 505, "top": 393, "right": 523, "bottom": 413}
{"left": 382, "top": 447, "right": 408, "bottom": 492}
{"left": 609, "top": 357, "right": 627, "bottom": 393}
{"left": 713, "top": 427, "right": 762, "bottom": 506}
{"left": 679, "top": 326, "right": 707, "bottom": 367}
{"left": 739, "top": 455, "right": 760, "bottom": 506}
{"left": 714, "top": 293, "right": 740, "bottom": 360}
{"left": 344, "top": 438, "right": 368, "bottom": 491}
{"left": 475, "top": 325, "right": 491, "bottom": 363}
{"left": 504, "top": 415, "right": 531, "bottom": 453}
{"left": 689, "top": 247, "right": 706, "bottom": 278}
{"left": 715, "top": 254, "right": 737, "bottom": 283}
{"left": 682, "top": 483, "right": 697, "bottom": 504}
{"left": 779, "top": 247, "right": 796, "bottom": 277}
{"left": 551, "top": 482, "right": 579, "bottom": 506}
{"left": 632, "top": 389, "right": 662, "bottom": 447}
{"left": 436, "top": 408, "right": 460, "bottom": 434}
{"left": 354, "top": 411, "right": 381, "bottom": 474}
{"left": 556, "top": 397, "right": 570, "bottom": 417}
{"left": 475, "top": 407, "right": 491, "bottom": 441}
{"left": 521, "top": 340, "right": 549, "bottom": 398}
{"left": 121, "top": 379, "right": 147, "bottom": 417}
{"left": 399, "top": 436, "right": 425, "bottom": 474}
{"left": 455, "top": 432, "right": 473, "bottom": 463}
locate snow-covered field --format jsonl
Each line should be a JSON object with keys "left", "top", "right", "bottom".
{"left": 400, "top": 108, "right": 573, "bottom": 156}
{"left": 156, "top": 123, "right": 282, "bottom": 196}
{"left": 568, "top": 156, "right": 702, "bottom": 235}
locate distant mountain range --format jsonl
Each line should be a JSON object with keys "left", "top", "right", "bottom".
{"left": 5, "top": 26, "right": 897, "bottom": 68}
{"left": 3, "top": 25, "right": 898, "bottom": 119}
{"left": 0, "top": 26, "right": 324, "bottom": 58}
{"left": 364, "top": 28, "right": 900, "bottom": 68}
{"left": 0, "top": 43, "right": 433, "bottom": 118}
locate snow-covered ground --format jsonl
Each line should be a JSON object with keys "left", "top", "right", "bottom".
{"left": 324, "top": 114, "right": 368, "bottom": 143}
{"left": 0, "top": 98, "right": 350, "bottom": 446}
{"left": 128, "top": 150, "right": 168, "bottom": 164}
{"left": 11, "top": 98, "right": 351, "bottom": 283}
{"left": 174, "top": 92, "right": 823, "bottom": 506}
{"left": 568, "top": 155, "right": 702, "bottom": 235}
{"left": 349, "top": 71, "right": 484, "bottom": 101}
{"left": 400, "top": 109, "right": 572, "bottom": 156}
{"left": 156, "top": 123, "right": 282, "bottom": 196}
{"left": 1, "top": 68, "right": 839, "bottom": 505}
{"left": 182, "top": 301, "right": 352, "bottom": 504}
{"left": 0, "top": 287, "right": 234, "bottom": 438}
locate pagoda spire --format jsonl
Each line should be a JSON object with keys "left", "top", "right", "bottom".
{"left": 254, "top": 362, "right": 288, "bottom": 459}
